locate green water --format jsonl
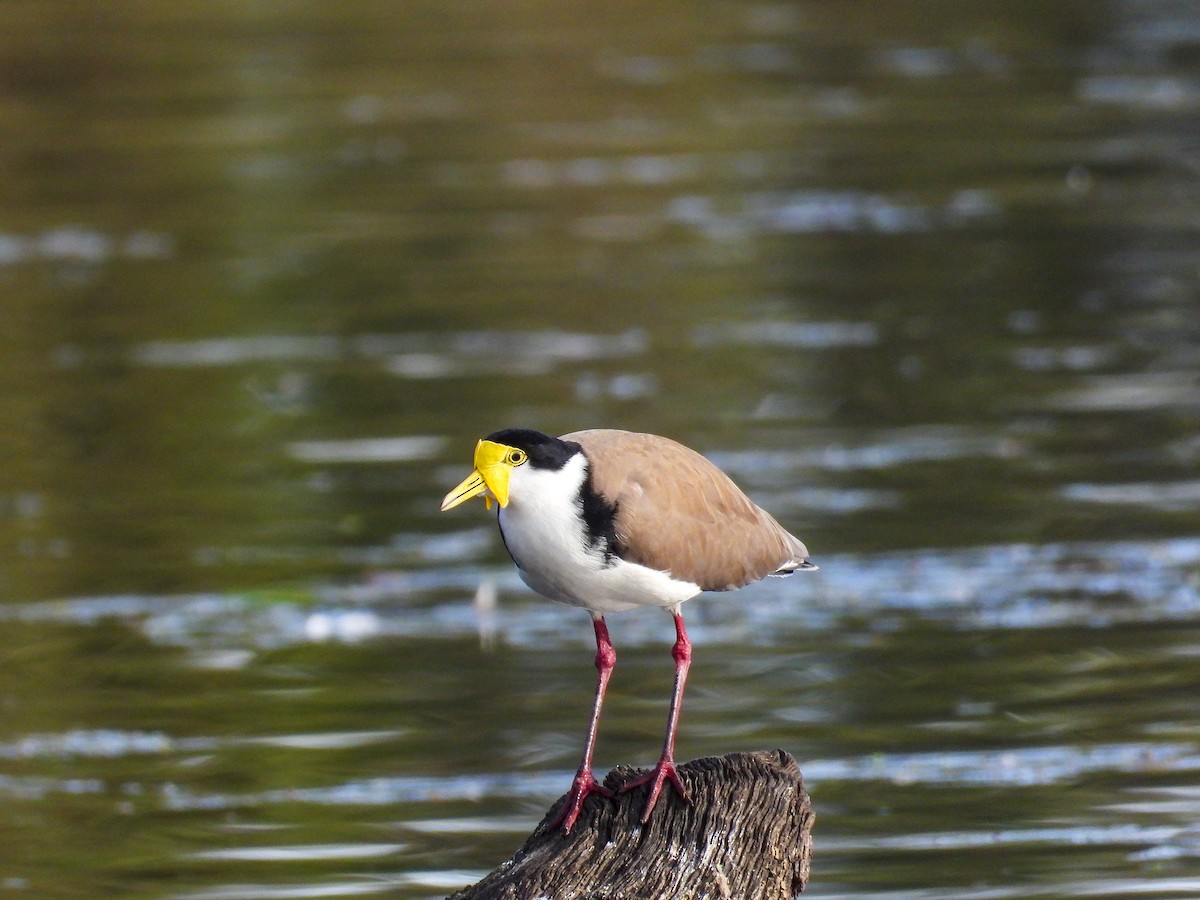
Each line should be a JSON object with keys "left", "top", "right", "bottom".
{"left": 2, "top": 2, "right": 1200, "bottom": 897}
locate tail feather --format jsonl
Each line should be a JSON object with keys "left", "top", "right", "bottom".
{"left": 771, "top": 558, "right": 818, "bottom": 576}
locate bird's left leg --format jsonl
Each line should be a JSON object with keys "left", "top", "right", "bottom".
{"left": 619, "top": 611, "right": 692, "bottom": 822}
{"left": 547, "top": 614, "right": 617, "bottom": 832}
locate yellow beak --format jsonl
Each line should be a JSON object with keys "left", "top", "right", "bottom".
{"left": 440, "top": 440, "right": 516, "bottom": 511}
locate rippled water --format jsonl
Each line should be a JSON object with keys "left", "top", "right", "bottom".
{"left": 2, "top": 2, "right": 1200, "bottom": 898}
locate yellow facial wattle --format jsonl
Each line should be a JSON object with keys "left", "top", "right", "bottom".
{"left": 440, "top": 439, "right": 525, "bottom": 511}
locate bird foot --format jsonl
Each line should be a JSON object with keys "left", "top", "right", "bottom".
{"left": 547, "top": 767, "right": 615, "bottom": 833}
{"left": 619, "top": 756, "right": 690, "bottom": 823}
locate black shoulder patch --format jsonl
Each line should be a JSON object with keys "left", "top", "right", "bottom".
{"left": 578, "top": 469, "right": 620, "bottom": 566}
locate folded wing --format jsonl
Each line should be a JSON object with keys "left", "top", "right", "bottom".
{"left": 563, "top": 429, "right": 810, "bottom": 592}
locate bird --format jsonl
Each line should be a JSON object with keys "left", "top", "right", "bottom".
{"left": 440, "top": 428, "right": 816, "bottom": 832}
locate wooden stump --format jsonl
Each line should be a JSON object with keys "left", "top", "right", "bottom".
{"left": 447, "top": 749, "right": 813, "bottom": 900}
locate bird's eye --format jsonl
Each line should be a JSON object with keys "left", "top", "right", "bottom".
{"left": 507, "top": 449, "right": 527, "bottom": 466}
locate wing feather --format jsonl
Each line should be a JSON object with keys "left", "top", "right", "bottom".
{"left": 562, "top": 430, "right": 809, "bottom": 591}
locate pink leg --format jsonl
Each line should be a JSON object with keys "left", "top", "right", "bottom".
{"left": 547, "top": 616, "right": 617, "bottom": 832}
{"left": 619, "top": 612, "right": 692, "bottom": 823}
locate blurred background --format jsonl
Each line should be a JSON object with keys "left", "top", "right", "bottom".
{"left": 2, "top": 1, "right": 1200, "bottom": 898}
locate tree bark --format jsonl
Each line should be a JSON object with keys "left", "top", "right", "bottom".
{"left": 447, "top": 749, "right": 813, "bottom": 900}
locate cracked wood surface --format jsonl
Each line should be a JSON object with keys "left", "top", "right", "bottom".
{"left": 447, "top": 750, "right": 814, "bottom": 900}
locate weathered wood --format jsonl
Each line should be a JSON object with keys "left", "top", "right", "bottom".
{"left": 448, "top": 750, "right": 813, "bottom": 900}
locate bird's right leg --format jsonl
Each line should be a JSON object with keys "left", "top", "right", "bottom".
{"left": 547, "top": 614, "right": 617, "bottom": 832}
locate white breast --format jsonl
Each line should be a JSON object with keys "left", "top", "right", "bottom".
{"left": 498, "top": 454, "right": 701, "bottom": 615}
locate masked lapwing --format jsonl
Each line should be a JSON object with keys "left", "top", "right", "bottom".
{"left": 441, "top": 428, "right": 816, "bottom": 832}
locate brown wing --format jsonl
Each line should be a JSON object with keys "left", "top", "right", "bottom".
{"left": 561, "top": 430, "right": 809, "bottom": 591}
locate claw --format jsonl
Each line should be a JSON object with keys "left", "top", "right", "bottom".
{"left": 619, "top": 757, "right": 689, "bottom": 823}
{"left": 547, "top": 769, "right": 615, "bottom": 833}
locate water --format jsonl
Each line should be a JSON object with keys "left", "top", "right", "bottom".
{"left": 2, "top": 1, "right": 1200, "bottom": 897}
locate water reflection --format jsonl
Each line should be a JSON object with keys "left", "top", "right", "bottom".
{"left": 5, "top": 536, "right": 1198, "bottom": 651}
{"left": 3, "top": 0, "right": 1200, "bottom": 898}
